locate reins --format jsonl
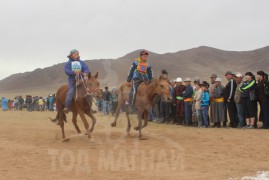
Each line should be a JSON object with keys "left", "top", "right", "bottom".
{"left": 75, "top": 74, "right": 98, "bottom": 106}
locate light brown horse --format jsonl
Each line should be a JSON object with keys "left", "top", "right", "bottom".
{"left": 52, "top": 72, "right": 101, "bottom": 141}
{"left": 111, "top": 75, "right": 172, "bottom": 139}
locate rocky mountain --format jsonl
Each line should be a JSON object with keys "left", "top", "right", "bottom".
{"left": 0, "top": 46, "right": 269, "bottom": 94}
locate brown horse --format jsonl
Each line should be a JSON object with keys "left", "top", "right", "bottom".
{"left": 111, "top": 75, "right": 172, "bottom": 139}
{"left": 52, "top": 72, "right": 101, "bottom": 141}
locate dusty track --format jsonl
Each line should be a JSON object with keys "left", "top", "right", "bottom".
{"left": 0, "top": 110, "right": 269, "bottom": 180}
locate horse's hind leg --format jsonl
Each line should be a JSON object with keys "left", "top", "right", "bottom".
{"left": 58, "top": 111, "right": 66, "bottom": 140}
{"left": 111, "top": 99, "right": 124, "bottom": 127}
{"left": 85, "top": 110, "right": 96, "bottom": 134}
{"left": 78, "top": 111, "right": 91, "bottom": 138}
{"left": 72, "top": 111, "right": 81, "bottom": 134}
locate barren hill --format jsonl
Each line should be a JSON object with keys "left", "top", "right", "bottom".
{"left": 0, "top": 46, "right": 269, "bottom": 94}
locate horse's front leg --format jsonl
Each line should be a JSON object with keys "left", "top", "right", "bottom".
{"left": 141, "top": 110, "right": 149, "bottom": 130}
{"left": 85, "top": 110, "right": 96, "bottom": 134}
{"left": 72, "top": 111, "right": 81, "bottom": 134}
{"left": 78, "top": 111, "right": 91, "bottom": 138}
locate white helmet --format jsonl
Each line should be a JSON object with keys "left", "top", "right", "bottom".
{"left": 215, "top": 78, "right": 222, "bottom": 82}
{"left": 175, "top": 77, "right": 183, "bottom": 83}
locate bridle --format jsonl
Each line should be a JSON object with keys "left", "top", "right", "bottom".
{"left": 75, "top": 73, "right": 99, "bottom": 106}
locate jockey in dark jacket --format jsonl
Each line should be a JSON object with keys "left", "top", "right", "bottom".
{"left": 127, "top": 50, "right": 153, "bottom": 105}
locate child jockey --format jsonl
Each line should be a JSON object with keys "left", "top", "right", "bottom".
{"left": 127, "top": 50, "right": 153, "bottom": 105}
{"left": 64, "top": 49, "right": 90, "bottom": 114}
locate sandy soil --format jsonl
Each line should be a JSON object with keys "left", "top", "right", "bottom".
{"left": 0, "top": 110, "right": 269, "bottom": 180}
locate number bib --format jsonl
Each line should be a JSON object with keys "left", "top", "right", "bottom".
{"left": 137, "top": 61, "right": 148, "bottom": 74}
{"left": 71, "top": 61, "right": 82, "bottom": 72}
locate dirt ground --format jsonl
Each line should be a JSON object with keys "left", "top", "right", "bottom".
{"left": 0, "top": 110, "right": 269, "bottom": 180}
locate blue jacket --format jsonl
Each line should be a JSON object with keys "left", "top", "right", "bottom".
{"left": 127, "top": 59, "right": 153, "bottom": 82}
{"left": 65, "top": 58, "right": 90, "bottom": 88}
{"left": 201, "top": 91, "right": 210, "bottom": 106}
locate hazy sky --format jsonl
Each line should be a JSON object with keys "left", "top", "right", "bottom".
{"left": 0, "top": 0, "right": 269, "bottom": 80}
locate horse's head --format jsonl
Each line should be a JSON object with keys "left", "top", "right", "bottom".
{"left": 86, "top": 72, "right": 102, "bottom": 98}
{"left": 155, "top": 75, "right": 172, "bottom": 102}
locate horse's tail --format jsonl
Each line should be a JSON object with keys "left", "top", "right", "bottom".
{"left": 49, "top": 112, "right": 59, "bottom": 123}
{"left": 49, "top": 111, "right": 67, "bottom": 123}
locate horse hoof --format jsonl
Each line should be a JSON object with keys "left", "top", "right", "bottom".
{"left": 89, "top": 137, "right": 95, "bottom": 144}
{"left": 62, "top": 138, "right": 70, "bottom": 142}
{"left": 134, "top": 127, "right": 139, "bottom": 131}
{"left": 139, "top": 136, "right": 147, "bottom": 140}
{"left": 111, "top": 122, "right": 116, "bottom": 127}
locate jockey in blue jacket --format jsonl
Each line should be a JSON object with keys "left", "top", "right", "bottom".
{"left": 127, "top": 50, "right": 153, "bottom": 105}
{"left": 64, "top": 49, "right": 90, "bottom": 113}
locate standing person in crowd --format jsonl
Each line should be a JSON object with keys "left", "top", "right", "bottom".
{"left": 183, "top": 78, "right": 193, "bottom": 126}
{"left": 49, "top": 95, "right": 54, "bottom": 111}
{"left": 212, "top": 78, "right": 227, "bottom": 128}
{"left": 194, "top": 83, "right": 203, "bottom": 127}
{"left": 10, "top": 99, "right": 14, "bottom": 110}
{"left": 209, "top": 74, "right": 218, "bottom": 123}
{"left": 234, "top": 73, "right": 245, "bottom": 128}
{"left": 18, "top": 96, "right": 24, "bottom": 111}
{"left": 2, "top": 97, "right": 8, "bottom": 111}
{"left": 14, "top": 97, "right": 19, "bottom": 110}
{"left": 256, "top": 71, "right": 269, "bottom": 129}
{"left": 46, "top": 96, "right": 50, "bottom": 110}
{"left": 153, "top": 94, "right": 161, "bottom": 122}
{"left": 31, "top": 96, "right": 35, "bottom": 111}
{"left": 38, "top": 97, "right": 44, "bottom": 111}
{"left": 64, "top": 49, "right": 90, "bottom": 114}
{"left": 224, "top": 71, "right": 238, "bottom": 128}
{"left": 200, "top": 84, "right": 210, "bottom": 128}
{"left": 240, "top": 72, "right": 257, "bottom": 129}
{"left": 173, "top": 78, "right": 185, "bottom": 125}
{"left": 110, "top": 88, "right": 118, "bottom": 116}
{"left": 26, "top": 95, "right": 32, "bottom": 111}
{"left": 168, "top": 80, "right": 176, "bottom": 124}
{"left": 158, "top": 70, "right": 171, "bottom": 124}
{"left": 102, "top": 87, "right": 111, "bottom": 116}
{"left": 192, "top": 78, "right": 200, "bottom": 126}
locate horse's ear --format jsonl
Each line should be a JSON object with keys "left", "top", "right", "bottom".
{"left": 88, "top": 72, "right": 92, "bottom": 79}
{"left": 94, "top": 72, "right": 98, "bottom": 79}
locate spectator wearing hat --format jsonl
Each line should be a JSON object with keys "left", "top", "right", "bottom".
{"left": 224, "top": 71, "right": 238, "bottom": 128}
{"left": 173, "top": 78, "right": 186, "bottom": 125}
{"left": 183, "top": 78, "right": 193, "bottom": 126}
{"left": 239, "top": 72, "right": 257, "bottom": 129}
{"left": 212, "top": 78, "right": 227, "bottom": 127}
{"left": 257, "top": 71, "right": 269, "bottom": 129}
{"left": 209, "top": 74, "right": 218, "bottom": 125}
{"left": 234, "top": 73, "right": 245, "bottom": 128}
